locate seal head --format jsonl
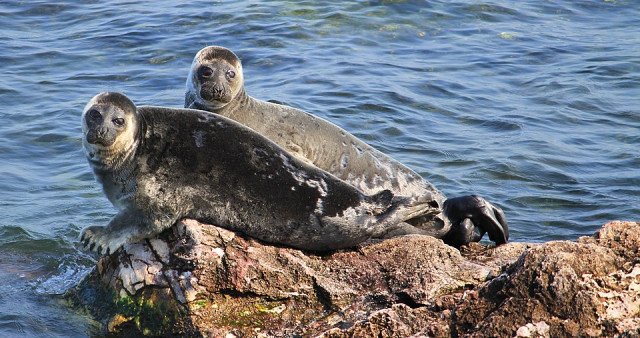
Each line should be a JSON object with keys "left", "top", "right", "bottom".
{"left": 186, "top": 46, "right": 244, "bottom": 110}
{"left": 82, "top": 92, "right": 140, "bottom": 169}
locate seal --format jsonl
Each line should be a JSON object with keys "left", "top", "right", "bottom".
{"left": 80, "top": 92, "right": 431, "bottom": 254}
{"left": 185, "top": 46, "right": 508, "bottom": 246}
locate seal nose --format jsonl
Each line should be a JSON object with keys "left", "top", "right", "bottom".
{"left": 86, "top": 127, "right": 110, "bottom": 146}
{"left": 200, "top": 83, "right": 228, "bottom": 102}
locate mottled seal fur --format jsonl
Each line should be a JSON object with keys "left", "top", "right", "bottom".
{"left": 185, "top": 46, "right": 508, "bottom": 246}
{"left": 80, "top": 92, "right": 430, "bottom": 254}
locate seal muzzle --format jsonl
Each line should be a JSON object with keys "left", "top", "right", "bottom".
{"left": 84, "top": 109, "right": 118, "bottom": 146}
{"left": 200, "top": 82, "right": 231, "bottom": 103}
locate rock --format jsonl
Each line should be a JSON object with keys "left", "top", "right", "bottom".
{"left": 325, "top": 221, "right": 640, "bottom": 338}
{"left": 66, "top": 220, "right": 640, "bottom": 337}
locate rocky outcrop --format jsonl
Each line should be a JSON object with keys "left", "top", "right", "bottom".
{"left": 323, "top": 220, "right": 640, "bottom": 338}
{"left": 67, "top": 221, "right": 640, "bottom": 337}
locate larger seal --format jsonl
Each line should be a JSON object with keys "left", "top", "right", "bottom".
{"left": 185, "top": 46, "right": 508, "bottom": 246}
{"left": 80, "top": 92, "right": 429, "bottom": 254}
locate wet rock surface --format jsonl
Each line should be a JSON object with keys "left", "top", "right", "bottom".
{"left": 67, "top": 220, "right": 639, "bottom": 337}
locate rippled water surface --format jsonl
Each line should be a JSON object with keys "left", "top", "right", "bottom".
{"left": 1, "top": 0, "right": 638, "bottom": 335}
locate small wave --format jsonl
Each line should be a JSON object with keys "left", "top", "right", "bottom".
{"left": 32, "top": 257, "right": 93, "bottom": 295}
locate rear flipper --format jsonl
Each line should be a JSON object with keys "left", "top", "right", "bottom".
{"left": 442, "top": 195, "right": 508, "bottom": 247}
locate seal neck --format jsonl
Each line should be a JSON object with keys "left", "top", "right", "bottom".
{"left": 217, "top": 87, "right": 253, "bottom": 117}
{"left": 87, "top": 136, "right": 139, "bottom": 209}
{"left": 87, "top": 139, "right": 137, "bottom": 174}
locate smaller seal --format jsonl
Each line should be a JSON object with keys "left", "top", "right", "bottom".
{"left": 185, "top": 46, "right": 508, "bottom": 247}
{"left": 80, "top": 92, "right": 427, "bottom": 254}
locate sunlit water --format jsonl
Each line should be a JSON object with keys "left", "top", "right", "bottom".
{"left": 0, "top": 1, "right": 638, "bottom": 336}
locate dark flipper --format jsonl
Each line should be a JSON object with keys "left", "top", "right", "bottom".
{"left": 442, "top": 195, "right": 509, "bottom": 247}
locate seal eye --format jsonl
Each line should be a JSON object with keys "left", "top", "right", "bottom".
{"left": 226, "top": 70, "right": 236, "bottom": 79}
{"left": 112, "top": 118, "right": 125, "bottom": 126}
{"left": 200, "top": 66, "right": 213, "bottom": 78}
{"left": 88, "top": 109, "right": 101, "bottom": 120}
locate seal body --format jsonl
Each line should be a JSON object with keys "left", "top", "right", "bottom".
{"left": 186, "top": 46, "right": 452, "bottom": 237}
{"left": 184, "top": 46, "right": 509, "bottom": 246}
{"left": 81, "top": 92, "right": 422, "bottom": 254}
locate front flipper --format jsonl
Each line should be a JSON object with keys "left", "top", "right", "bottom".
{"left": 80, "top": 225, "right": 126, "bottom": 255}
{"left": 442, "top": 195, "right": 508, "bottom": 247}
{"left": 80, "top": 210, "right": 168, "bottom": 255}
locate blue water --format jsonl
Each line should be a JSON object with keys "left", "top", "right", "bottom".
{"left": 1, "top": 1, "right": 638, "bottom": 336}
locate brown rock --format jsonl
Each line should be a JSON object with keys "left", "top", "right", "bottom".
{"left": 66, "top": 220, "right": 640, "bottom": 337}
